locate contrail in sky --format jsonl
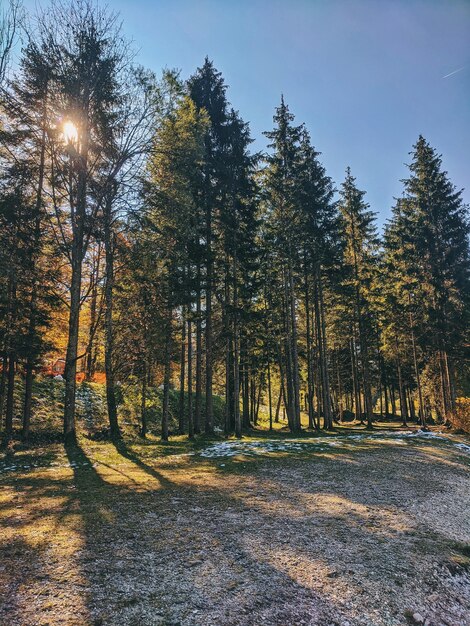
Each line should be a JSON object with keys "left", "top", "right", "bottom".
{"left": 442, "top": 67, "right": 465, "bottom": 79}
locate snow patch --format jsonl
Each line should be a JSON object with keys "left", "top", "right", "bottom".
{"left": 198, "top": 430, "right": 470, "bottom": 459}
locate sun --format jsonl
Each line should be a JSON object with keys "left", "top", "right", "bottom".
{"left": 63, "top": 120, "right": 78, "bottom": 144}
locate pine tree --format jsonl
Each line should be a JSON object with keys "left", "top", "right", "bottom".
{"left": 338, "top": 168, "right": 379, "bottom": 429}
{"left": 296, "top": 129, "right": 341, "bottom": 429}
{"left": 187, "top": 58, "right": 230, "bottom": 434}
{"left": 144, "top": 95, "right": 209, "bottom": 440}
{"left": 263, "top": 97, "right": 304, "bottom": 433}
{"left": 385, "top": 136, "right": 470, "bottom": 422}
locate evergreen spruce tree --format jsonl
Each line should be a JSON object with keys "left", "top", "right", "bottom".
{"left": 263, "top": 97, "right": 304, "bottom": 433}
{"left": 385, "top": 136, "right": 470, "bottom": 422}
{"left": 338, "top": 168, "right": 379, "bottom": 429}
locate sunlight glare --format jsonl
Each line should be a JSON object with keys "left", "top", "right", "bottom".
{"left": 63, "top": 120, "right": 78, "bottom": 144}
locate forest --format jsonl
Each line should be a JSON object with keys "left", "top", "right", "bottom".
{"left": 0, "top": 1, "right": 469, "bottom": 445}
{"left": 0, "top": 2, "right": 470, "bottom": 625}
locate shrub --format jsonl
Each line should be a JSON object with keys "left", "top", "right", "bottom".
{"left": 453, "top": 398, "right": 470, "bottom": 433}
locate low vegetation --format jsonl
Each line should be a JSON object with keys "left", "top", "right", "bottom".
{"left": 1, "top": 423, "right": 469, "bottom": 626}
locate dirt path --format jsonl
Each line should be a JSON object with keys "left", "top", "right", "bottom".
{"left": 1, "top": 432, "right": 469, "bottom": 626}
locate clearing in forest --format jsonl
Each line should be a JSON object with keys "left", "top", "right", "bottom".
{"left": 1, "top": 425, "right": 470, "bottom": 626}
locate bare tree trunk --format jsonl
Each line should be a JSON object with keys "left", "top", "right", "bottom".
{"left": 395, "top": 336, "right": 408, "bottom": 427}
{"left": 23, "top": 107, "right": 48, "bottom": 439}
{"left": 408, "top": 295, "right": 426, "bottom": 429}
{"left": 205, "top": 205, "right": 213, "bottom": 434}
{"left": 304, "top": 260, "right": 316, "bottom": 429}
{"left": 336, "top": 348, "right": 343, "bottom": 423}
{"left": 377, "top": 336, "right": 383, "bottom": 418}
{"left": 3, "top": 353, "right": 15, "bottom": 445}
{"left": 224, "top": 267, "right": 231, "bottom": 437}
{"left": 195, "top": 264, "right": 202, "bottom": 434}
{"left": 267, "top": 360, "right": 273, "bottom": 431}
{"left": 283, "top": 266, "right": 296, "bottom": 432}
{"left": 178, "top": 307, "right": 186, "bottom": 435}
{"left": 255, "top": 379, "right": 262, "bottom": 425}
{"left": 242, "top": 339, "right": 250, "bottom": 428}
{"left": 161, "top": 309, "right": 171, "bottom": 442}
{"left": 187, "top": 319, "right": 194, "bottom": 439}
{"left": 351, "top": 335, "right": 361, "bottom": 422}
{"left": 22, "top": 363, "right": 34, "bottom": 441}
{"left": 288, "top": 257, "right": 301, "bottom": 431}
{"left": 103, "top": 199, "right": 120, "bottom": 440}
{"left": 316, "top": 267, "right": 332, "bottom": 429}
{"left": 63, "top": 125, "right": 89, "bottom": 445}
{"left": 384, "top": 377, "right": 389, "bottom": 417}
{"left": 141, "top": 362, "right": 147, "bottom": 438}
{"left": 407, "top": 387, "right": 416, "bottom": 422}
{"left": 0, "top": 353, "right": 7, "bottom": 428}
{"left": 314, "top": 271, "right": 330, "bottom": 429}
{"left": 274, "top": 385, "right": 282, "bottom": 423}
{"left": 85, "top": 245, "right": 101, "bottom": 381}
{"left": 250, "top": 374, "right": 256, "bottom": 424}
{"left": 390, "top": 385, "right": 397, "bottom": 418}
{"left": 233, "top": 256, "right": 241, "bottom": 439}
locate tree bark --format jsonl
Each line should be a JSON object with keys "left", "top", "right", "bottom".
{"left": 233, "top": 256, "right": 241, "bottom": 438}
{"left": 408, "top": 294, "right": 426, "bottom": 429}
{"left": 187, "top": 319, "right": 194, "bottom": 439}
{"left": 63, "top": 121, "right": 89, "bottom": 445}
{"left": 194, "top": 264, "right": 202, "bottom": 434}
{"left": 3, "top": 353, "right": 15, "bottom": 445}
{"left": 178, "top": 307, "right": 186, "bottom": 435}
{"left": 161, "top": 307, "right": 171, "bottom": 442}
{"left": 103, "top": 197, "right": 120, "bottom": 440}
{"left": 140, "top": 362, "right": 147, "bottom": 438}
{"left": 205, "top": 203, "right": 213, "bottom": 434}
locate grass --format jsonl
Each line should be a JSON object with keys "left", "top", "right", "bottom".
{"left": 1, "top": 420, "right": 469, "bottom": 625}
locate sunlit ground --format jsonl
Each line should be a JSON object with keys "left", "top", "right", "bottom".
{"left": 1, "top": 423, "right": 469, "bottom": 626}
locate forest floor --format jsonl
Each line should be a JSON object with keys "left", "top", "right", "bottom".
{"left": 1, "top": 422, "right": 470, "bottom": 626}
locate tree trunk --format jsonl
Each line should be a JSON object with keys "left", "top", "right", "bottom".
{"left": 224, "top": 266, "right": 231, "bottom": 437}
{"left": 304, "top": 260, "right": 316, "bottom": 429}
{"left": 187, "top": 319, "right": 194, "bottom": 439}
{"left": 23, "top": 109, "right": 47, "bottom": 439}
{"left": 141, "top": 362, "right": 147, "bottom": 438}
{"left": 161, "top": 308, "right": 171, "bottom": 442}
{"left": 267, "top": 360, "right": 273, "bottom": 431}
{"left": 351, "top": 335, "right": 361, "bottom": 422}
{"left": 103, "top": 199, "right": 120, "bottom": 440}
{"left": 407, "top": 387, "right": 416, "bottom": 422}
{"left": 3, "top": 353, "right": 15, "bottom": 445}
{"left": 336, "top": 348, "right": 343, "bottom": 423}
{"left": 22, "top": 363, "right": 34, "bottom": 441}
{"left": 384, "top": 377, "right": 389, "bottom": 417}
{"left": 0, "top": 353, "right": 7, "bottom": 428}
{"left": 395, "top": 336, "right": 408, "bottom": 427}
{"left": 242, "top": 339, "right": 250, "bottom": 428}
{"left": 85, "top": 246, "right": 101, "bottom": 381}
{"left": 287, "top": 257, "right": 301, "bottom": 431}
{"left": 178, "top": 308, "right": 186, "bottom": 435}
{"left": 316, "top": 267, "right": 332, "bottom": 429}
{"left": 63, "top": 126, "right": 89, "bottom": 445}
{"left": 390, "top": 385, "right": 397, "bottom": 418}
{"left": 408, "top": 295, "right": 426, "bottom": 429}
{"left": 205, "top": 204, "right": 213, "bottom": 434}
{"left": 233, "top": 256, "right": 241, "bottom": 439}
{"left": 195, "top": 264, "right": 202, "bottom": 434}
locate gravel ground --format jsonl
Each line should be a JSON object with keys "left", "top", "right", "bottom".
{"left": 0, "top": 432, "right": 469, "bottom": 626}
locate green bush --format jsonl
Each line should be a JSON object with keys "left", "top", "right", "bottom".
{"left": 453, "top": 398, "right": 470, "bottom": 433}
{"left": 4, "top": 375, "right": 226, "bottom": 438}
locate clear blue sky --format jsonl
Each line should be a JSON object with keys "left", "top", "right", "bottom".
{"left": 25, "top": 0, "right": 470, "bottom": 225}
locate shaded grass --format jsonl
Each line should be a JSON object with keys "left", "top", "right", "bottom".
{"left": 1, "top": 426, "right": 470, "bottom": 625}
